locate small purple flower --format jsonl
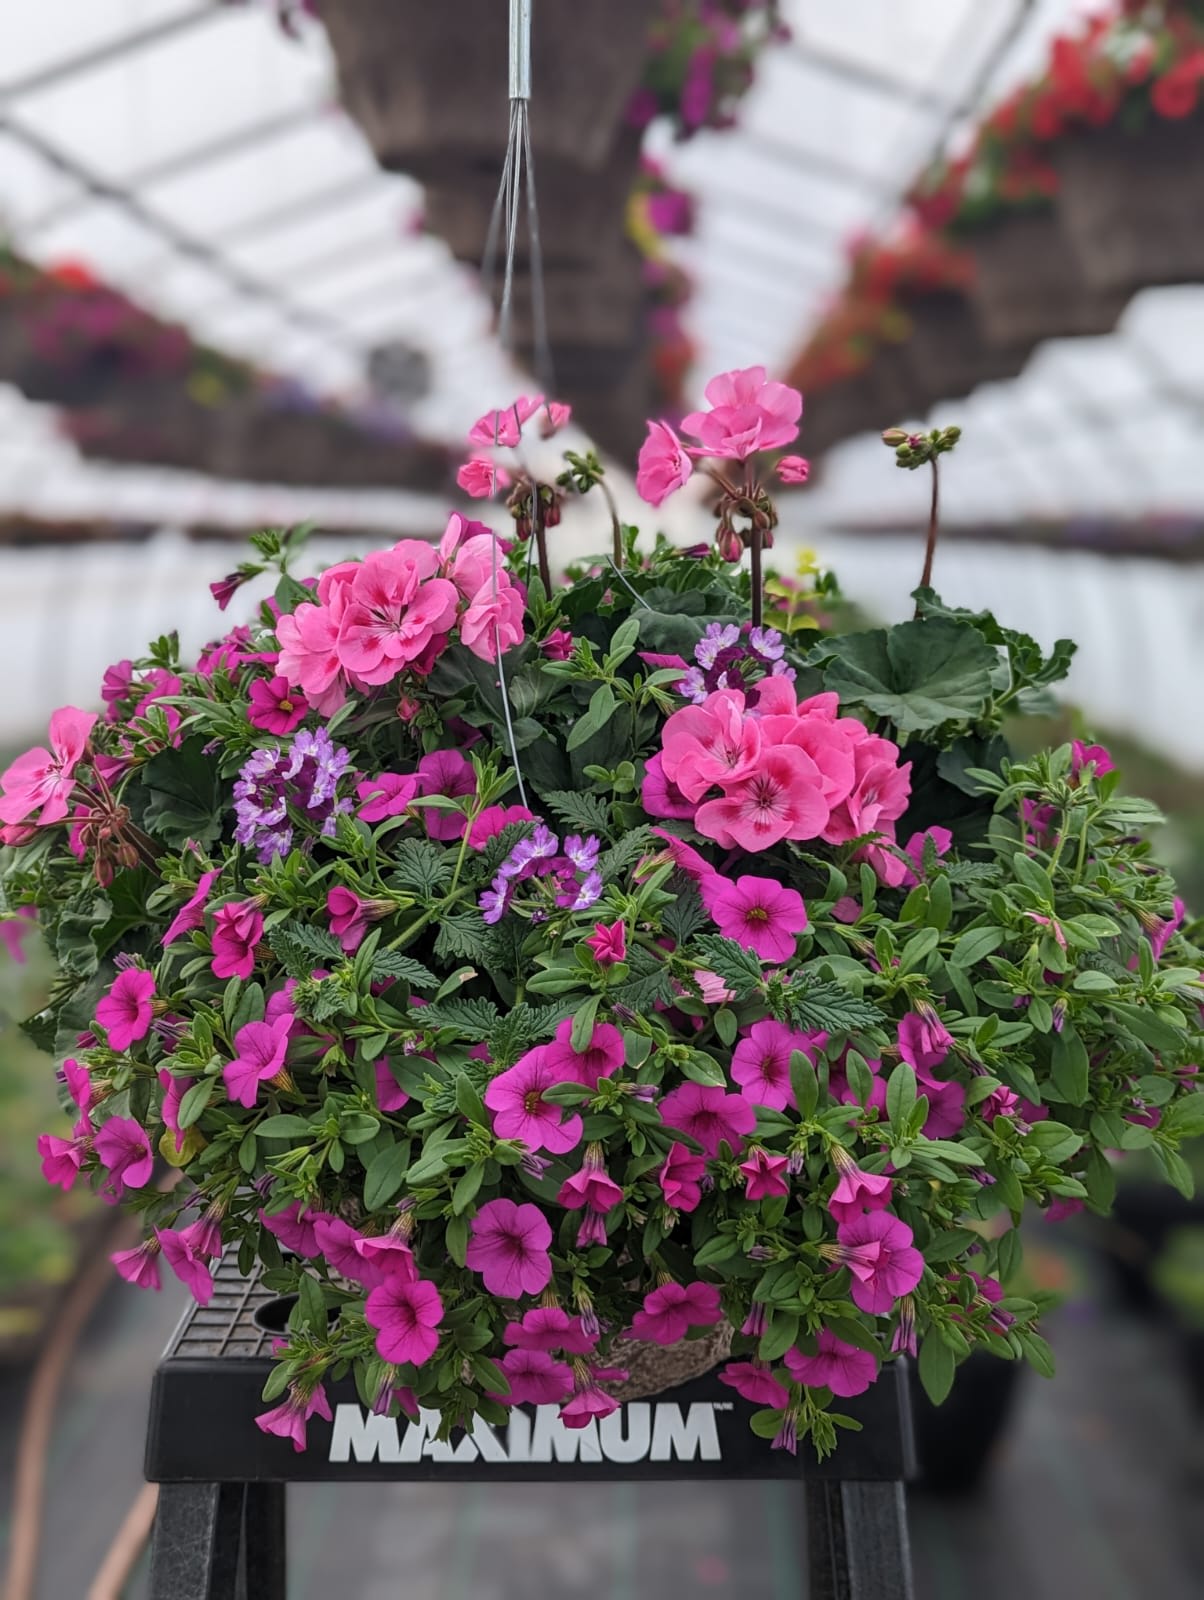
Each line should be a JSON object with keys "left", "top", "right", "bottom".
{"left": 749, "top": 626, "right": 784, "bottom": 661}
{"left": 234, "top": 728, "right": 352, "bottom": 862}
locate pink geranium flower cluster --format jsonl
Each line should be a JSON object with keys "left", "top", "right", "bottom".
{"left": 275, "top": 515, "right": 523, "bottom": 715}
{"left": 635, "top": 366, "right": 803, "bottom": 506}
{"left": 647, "top": 678, "right": 911, "bottom": 857}
{"left": 456, "top": 392, "right": 572, "bottom": 500}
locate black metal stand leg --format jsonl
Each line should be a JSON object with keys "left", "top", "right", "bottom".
{"left": 148, "top": 1482, "right": 245, "bottom": 1600}
{"left": 804, "top": 1480, "right": 914, "bottom": 1600}
{"left": 240, "top": 1482, "right": 287, "bottom": 1600}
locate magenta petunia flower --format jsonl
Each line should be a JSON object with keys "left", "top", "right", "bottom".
{"left": 495, "top": 1347, "right": 573, "bottom": 1405}
{"left": 260, "top": 1202, "right": 322, "bottom": 1257}
{"left": 659, "top": 1142, "right": 706, "bottom": 1212}
{"left": 484, "top": 1047, "right": 583, "bottom": 1155}
{"left": 832, "top": 1212, "right": 924, "bottom": 1316}
{"left": 659, "top": 1081, "right": 755, "bottom": 1158}
{"left": 543, "top": 1016, "right": 625, "bottom": 1090}
{"left": 897, "top": 1009, "right": 953, "bottom": 1073}
{"left": 503, "top": 1306, "right": 597, "bottom": 1355}
{"left": 785, "top": 1332, "right": 878, "bottom": 1397}
{"left": 557, "top": 1146, "right": 623, "bottom": 1214}
{"left": 0, "top": 706, "right": 97, "bottom": 826}
{"left": 210, "top": 901, "right": 264, "bottom": 981}
{"left": 827, "top": 1148, "right": 893, "bottom": 1225}
{"left": 225, "top": 1014, "right": 293, "bottom": 1108}
{"left": 650, "top": 828, "right": 714, "bottom": 882}
{"left": 354, "top": 1233, "right": 418, "bottom": 1281}
{"left": 112, "top": 1237, "right": 162, "bottom": 1290}
{"left": 157, "top": 1227, "right": 215, "bottom": 1306}
{"left": 248, "top": 675, "right": 309, "bottom": 736}
{"left": 739, "top": 1147, "right": 790, "bottom": 1202}
{"left": 161, "top": 869, "right": 220, "bottom": 948}
{"left": 583, "top": 919, "right": 627, "bottom": 967}
{"left": 630, "top": 1280, "right": 723, "bottom": 1346}
{"left": 703, "top": 873, "right": 808, "bottom": 963}
{"left": 62, "top": 1057, "right": 93, "bottom": 1113}
{"left": 256, "top": 1382, "right": 332, "bottom": 1453}
{"left": 374, "top": 1058, "right": 410, "bottom": 1113}
{"left": 541, "top": 628, "right": 575, "bottom": 662}
{"left": 357, "top": 772, "right": 420, "bottom": 823}
{"left": 94, "top": 1115, "right": 154, "bottom": 1197}
{"left": 312, "top": 1216, "right": 387, "bottom": 1288}
{"left": 921, "top": 1078, "right": 967, "bottom": 1140}
{"left": 465, "top": 1198, "right": 553, "bottom": 1298}
{"left": 719, "top": 1360, "right": 790, "bottom": 1408}
{"left": 1071, "top": 740, "right": 1114, "bottom": 781}
{"left": 467, "top": 804, "right": 534, "bottom": 849}
{"left": 415, "top": 748, "right": 476, "bottom": 842}
{"left": 641, "top": 752, "right": 696, "bottom": 820}
{"left": 326, "top": 886, "right": 375, "bottom": 953}
{"left": 95, "top": 968, "right": 155, "bottom": 1051}
{"left": 366, "top": 1276, "right": 444, "bottom": 1366}
{"left": 38, "top": 1131, "right": 85, "bottom": 1190}
{"left": 730, "top": 1019, "right": 825, "bottom": 1112}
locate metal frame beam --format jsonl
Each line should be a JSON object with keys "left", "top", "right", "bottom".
{"left": 0, "top": 5, "right": 218, "bottom": 103}
{"left": 212, "top": 172, "right": 396, "bottom": 247}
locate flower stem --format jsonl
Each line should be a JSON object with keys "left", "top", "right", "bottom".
{"left": 914, "top": 456, "right": 940, "bottom": 616}
{"left": 533, "top": 490, "right": 552, "bottom": 596}
{"left": 596, "top": 476, "right": 624, "bottom": 571}
{"left": 750, "top": 525, "right": 764, "bottom": 629}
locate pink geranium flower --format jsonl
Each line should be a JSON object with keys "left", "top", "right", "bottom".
{"left": 95, "top": 968, "right": 155, "bottom": 1051}
{"left": 827, "top": 1148, "right": 893, "bottom": 1224}
{"left": 457, "top": 456, "right": 511, "bottom": 498}
{"left": 357, "top": 772, "right": 419, "bottom": 823}
{"left": 274, "top": 598, "right": 348, "bottom": 717}
{"left": 156, "top": 1227, "right": 215, "bottom": 1306}
{"left": 695, "top": 746, "right": 831, "bottom": 853}
{"left": 503, "top": 1306, "right": 597, "bottom": 1354}
{"left": 210, "top": 901, "right": 264, "bottom": 980}
{"left": 94, "top": 1115, "right": 154, "bottom": 1197}
{"left": 659, "top": 1081, "right": 756, "bottom": 1157}
{"left": 661, "top": 692, "right": 761, "bottom": 802}
{"left": 484, "top": 1047, "right": 584, "bottom": 1154}
{"left": 630, "top": 1281, "right": 722, "bottom": 1345}
{"left": 703, "top": 874, "right": 808, "bottom": 963}
{"left": 366, "top": 1277, "right": 444, "bottom": 1365}
{"left": 225, "top": 1014, "right": 293, "bottom": 1108}
{"left": 719, "top": 1360, "right": 789, "bottom": 1408}
{"left": 544, "top": 1016, "right": 625, "bottom": 1090}
{"left": 496, "top": 1347, "right": 574, "bottom": 1404}
{"left": 785, "top": 1332, "right": 878, "bottom": 1397}
{"left": 659, "top": 1142, "right": 706, "bottom": 1212}
{"left": 739, "top": 1147, "right": 790, "bottom": 1201}
{"left": 416, "top": 748, "right": 476, "bottom": 842}
{"left": 247, "top": 676, "right": 309, "bottom": 735}
{"left": 0, "top": 706, "right": 97, "bottom": 826}
{"left": 731, "top": 1019, "right": 825, "bottom": 1111}
{"left": 162, "top": 869, "right": 220, "bottom": 948}
{"left": 636, "top": 420, "right": 695, "bottom": 506}
{"left": 776, "top": 454, "right": 810, "bottom": 485}
{"left": 256, "top": 1382, "right": 332, "bottom": 1453}
{"left": 465, "top": 1198, "right": 553, "bottom": 1298}
{"left": 681, "top": 367, "right": 802, "bottom": 461}
{"left": 584, "top": 919, "right": 627, "bottom": 967}
{"left": 832, "top": 1212, "right": 924, "bottom": 1315}
{"left": 468, "top": 394, "right": 543, "bottom": 448}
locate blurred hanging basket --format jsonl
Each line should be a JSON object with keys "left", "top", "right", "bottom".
{"left": 966, "top": 208, "right": 1127, "bottom": 348}
{"left": 899, "top": 290, "right": 1030, "bottom": 401}
{"left": 1055, "top": 115, "right": 1204, "bottom": 297}
{"left": 316, "top": 0, "right": 650, "bottom": 182}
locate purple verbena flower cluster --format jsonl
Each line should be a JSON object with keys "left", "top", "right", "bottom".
{"left": 234, "top": 727, "right": 353, "bottom": 862}
{"left": 680, "top": 620, "right": 795, "bottom": 704}
{"left": 480, "top": 823, "right": 603, "bottom": 925}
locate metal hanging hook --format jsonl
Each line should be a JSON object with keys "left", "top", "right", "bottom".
{"left": 509, "top": 0, "right": 532, "bottom": 102}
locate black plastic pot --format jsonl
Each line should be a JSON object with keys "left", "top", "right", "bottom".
{"left": 1097, "top": 1183, "right": 1204, "bottom": 1316}
{"left": 909, "top": 1353, "right": 1024, "bottom": 1493}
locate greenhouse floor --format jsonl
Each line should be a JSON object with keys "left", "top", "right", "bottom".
{"left": 0, "top": 1259, "right": 1200, "bottom": 1599}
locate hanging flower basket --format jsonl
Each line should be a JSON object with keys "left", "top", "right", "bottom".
{"left": 1055, "top": 114, "right": 1204, "bottom": 297}
{"left": 900, "top": 291, "right": 1029, "bottom": 402}
{"left": 8, "top": 372, "right": 1204, "bottom": 1466}
{"left": 966, "top": 208, "right": 1127, "bottom": 348}
{"left": 316, "top": 0, "right": 650, "bottom": 182}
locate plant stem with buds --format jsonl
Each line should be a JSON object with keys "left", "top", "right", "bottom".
{"left": 750, "top": 526, "right": 764, "bottom": 629}
{"left": 915, "top": 456, "right": 940, "bottom": 617}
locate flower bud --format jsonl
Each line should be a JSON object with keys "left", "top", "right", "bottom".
{"left": 716, "top": 525, "right": 743, "bottom": 563}
{"left": 881, "top": 429, "right": 908, "bottom": 447}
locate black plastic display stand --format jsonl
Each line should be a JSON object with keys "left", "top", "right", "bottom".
{"left": 144, "top": 1258, "right": 916, "bottom": 1599}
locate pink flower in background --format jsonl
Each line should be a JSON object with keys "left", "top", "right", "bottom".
{"left": 544, "top": 1016, "right": 625, "bottom": 1090}
{"left": 650, "top": 828, "right": 714, "bottom": 882}
{"left": 720, "top": 1360, "right": 789, "bottom": 1408}
{"left": 466, "top": 1198, "right": 553, "bottom": 1298}
{"left": 225, "top": 1014, "right": 293, "bottom": 1108}
{"left": 95, "top": 968, "right": 155, "bottom": 1051}
{"left": 827, "top": 1150, "right": 893, "bottom": 1224}
{"left": 112, "top": 1238, "right": 162, "bottom": 1290}
{"left": 101, "top": 659, "right": 133, "bottom": 715}
{"left": 0, "top": 904, "right": 37, "bottom": 964}
{"left": 256, "top": 1383, "right": 332, "bottom": 1453}
{"left": 496, "top": 1347, "right": 574, "bottom": 1404}
{"left": 210, "top": 901, "right": 264, "bottom": 980}
{"left": 38, "top": 1131, "right": 86, "bottom": 1190}
{"left": 980, "top": 1084, "right": 1020, "bottom": 1123}
{"left": 356, "top": 772, "right": 419, "bottom": 823}
{"left": 416, "top": 749, "right": 476, "bottom": 841}
{"left": 248, "top": 676, "right": 309, "bottom": 736}
{"left": 703, "top": 873, "right": 807, "bottom": 962}
{"left": 659, "top": 1141, "right": 706, "bottom": 1212}
{"left": 161, "top": 870, "right": 220, "bottom": 948}
{"left": 776, "top": 454, "right": 810, "bottom": 485}
{"left": 681, "top": 367, "right": 802, "bottom": 460}
{"left": 833, "top": 1212, "right": 923, "bottom": 1315}
{"left": 539, "top": 400, "right": 572, "bottom": 437}
{"left": 468, "top": 804, "right": 533, "bottom": 849}
{"left": 504, "top": 1306, "right": 597, "bottom": 1354}
{"left": 326, "top": 886, "right": 373, "bottom": 952}
{"left": 159, "top": 1069, "right": 193, "bottom": 1155}
{"left": 484, "top": 1048, "right": 583, "bottom": 1155}
{"left": 63, "top": 1057, "right": 94, "bottom": 1113}
{"left": 897, "top": 1009, "right": 954, "bottom": 1073}
{"left": 659, "top": 1081, "right": 756, "bottom": 1157}
{"left": 1149, "top": 898, "right": 1187, "bottom": 962}
{"left": 541, "top": 629, "right": 575, "bottom": 661}
{"left": 630, "top": 1281, "right": 722, "bottom": 1345}
{"left": 739, "top": 1147, "right": 790, "bottom": 1201}
{"left": 468, "top": 394, "right": 543, "bottom": 448}
{"left": 366, "top": 1277, "right": 444, "bottom": 1365}
{"left": 260, "top": 1202, "right": 321, "bottom": 1257}
{"left": 457, "top": 456, "right": 511, "bottom": 498}
{"left": 374, "top": 1059, "right": 410, "bottom": 1113}
{"left": 584, "top": 919, "right": 627, "bottom": 967}
{"left": 731, "top": 1019, "right": 825, "bottom": 1111}
{"left": 209, "top": 571, "right": 250, "bottom": 612}
{"left": 898, "top": 826, "right": 953, "bottom": 888}
{"left": 94, "top": 1116, "right": 154, "bottom": 1197}
{"left": 1071, "top": 740, "right": 1114, "bottom": 781}
{"left": 636, "top": 420, "right": 695, "bottom": 506}
{"left": 157, "top": 1227, "right": 215, "bottom": 1305}
{"left": 785, "top": 1332, "right": 878, "bottom": 1397}
{"left": 0, "top": 706, "right": 97, "bottom": 826}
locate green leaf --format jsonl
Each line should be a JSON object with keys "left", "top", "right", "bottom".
{"left": 714, "top": 1007, "right": 738, "bottom": 1048}
{"left": 566, "top": 683, "right": 616, "bottom": 751}
{"left": 922, "top": 1228, "right": 979, "bottom": 1262}
{"left": 949, "top": 926, "right": 1006, "bottom": 968}
{"left": 781, "top": 979, "right": 881, "bottom": 1035}
{"left": 257, "top": 1114, "right": 315, "bottom": 1140}
{"left": 541, "top": 790, "right": 611, "bottom": 835}
{"left": 759, "top": 1312, "right": 800, "bottom": 1364}
{"left": 818, "top": 618, "right": 996, "bottom": 733}
{"left": 387, "top": 839, "right": 454, "bottom": 897}
{"left": 749, "top": 1408, "right": 787, "bottom": 1440}
{"left": 370, "top": 950, "right": 439, "bottom": 989}
{"left": 790, "top": 1050, "right": 819, "bottom": 1119}
{"left": 363, "top": 1142, "right": 411, "bottom": 1210}
{"left": 570, "top": 995, "right": 601, "bottom": 1054}
{"left": 177, "top": 1077, "right": 215, "bottom": 1129}
{"left": 295, "top": 1273, "right": 327, "bottom": 1338}
{"left": 693, "top": 934, "right": 764, "bottom": 996}
{"left": 340, "top": 1113, "right": 381, "bottom": 1145}
{"left": 268, "top": 921, "right": 344, "bottom": 980}
{"left": 886, "top": 1063, "right": 917, "bottom": 1134}
{"left": 452, "top": 1165, "right": 485, "bottom": 1214}
{"left": 446, "top": 1212, "right": 469, "bottom": 1267}
{"left": 1049, "top": 1027, "right": 1089, "bottom": 1106}
{"left": 140, "top": 736, "right": 224, "bottom": 847}
{"left": 918, "top": 1333, "right": 956, "bottom": 1405}
{"left": 455, "top": 1073, "right": 489, "bottom": 1127}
